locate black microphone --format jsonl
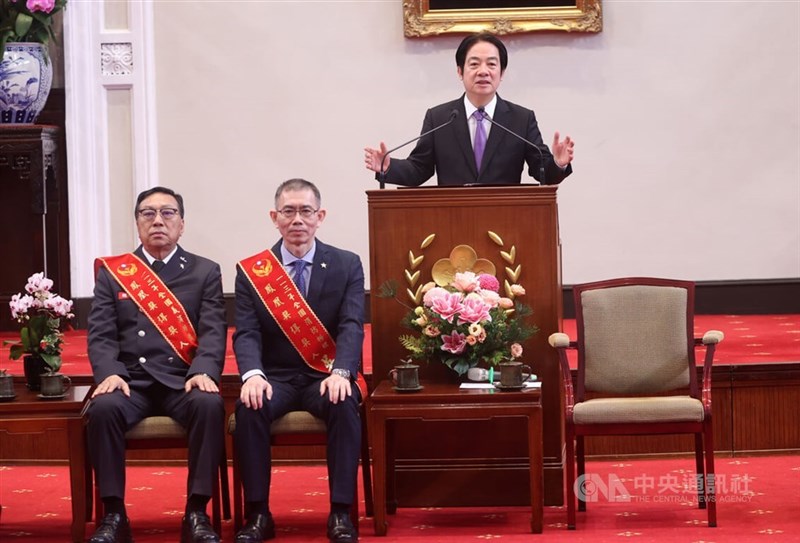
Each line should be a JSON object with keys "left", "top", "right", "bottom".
{"left": 378, "top": 109, "right": 459, "bottom": 188}
{"left": 478, "top": 107, "right": 546, "bottom": 185}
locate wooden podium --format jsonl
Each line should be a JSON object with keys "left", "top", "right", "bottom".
{"left": 366, "top": 185, "right": 564, "bottom": 507}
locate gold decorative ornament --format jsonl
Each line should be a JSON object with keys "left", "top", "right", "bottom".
{"left": 403, "top": 0, "right": 602, "bottom": 38}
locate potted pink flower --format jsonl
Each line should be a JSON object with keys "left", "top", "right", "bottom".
{"left": 4, "top": 272, "right": 73, "bottom": 389}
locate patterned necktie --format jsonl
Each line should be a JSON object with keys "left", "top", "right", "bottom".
{"left": 152, "top": 260, "right": 165, "bottom": 273}
{"left": 291, "top": 260, "right": 307, "bottom": 297}
{"left": 472, "top": 109, "right": 487, "bottom": 171}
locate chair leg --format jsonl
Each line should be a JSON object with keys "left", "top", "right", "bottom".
{"left": 211, "top": 464, "right": 222, "bottom": 534}
{"left": 694, "top": 433, "right": 706, "bottom": 509}
{"left": 232, "top": 442, "right": 244, "bottom": 531}
{"left": 93, "top": 475, "right": 102, "bottom": 527}
{"left": 220, "top": 442, "right": 231, "bottom": 520}
{"left": 704, "top": 422, "right": 717, "bottom": 527}
{"left": 576, "top": 435, "right": 586, "bottom": 512}
{"left": 360, "top": 404, "right": 374, "bottom": 518}
{"left": 565, "top": 428, "right": 577, "bottom": 530}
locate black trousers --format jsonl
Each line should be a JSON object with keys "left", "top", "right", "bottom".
{"left": 234, "top": 373, "right": 362, "bottom": 506}
{"left": 87, "top": 377, "right": 225, "bottom": 501}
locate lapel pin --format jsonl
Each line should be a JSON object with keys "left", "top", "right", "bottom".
{"left": 321, "top": 262, "right": 327, "bottom": 269}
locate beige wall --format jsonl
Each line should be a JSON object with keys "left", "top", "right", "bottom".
{"left": 146, "top": 1, "right": 799, "bottom": 292}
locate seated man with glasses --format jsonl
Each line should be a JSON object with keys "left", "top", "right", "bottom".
{"left": 233, "top": 178, "right": 365, "bottom": 543}
{"left": 86, "top": 186, "right": 227, "bottom": 543}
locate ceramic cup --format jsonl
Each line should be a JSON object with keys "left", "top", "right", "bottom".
{"left": 389, "top": 364, "right": 420, "bottom": 390}
{"left": 498, "top": 361, "right": 532, "bottom": 388}
{"left": 39, "top": 373, "right": 71, "bottom": 397}
{"left": 0, "top": 375, "right": 14, "bottom": 397}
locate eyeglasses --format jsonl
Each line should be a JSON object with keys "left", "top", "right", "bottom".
{"left": 137, "top": 208, "right": 180, "bottom": 221}
{"left": 276, "top": 206, "right": 319, "bottom": 219}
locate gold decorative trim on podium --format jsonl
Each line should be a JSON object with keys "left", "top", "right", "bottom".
{"left": 403, "top": 0, "right": 602, "bottom": 37}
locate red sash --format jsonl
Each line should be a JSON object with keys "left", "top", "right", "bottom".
{"left": 96, "top": 253, "right": 198, "bottom": 365}
{"left": 238, "top": 249, "right": 366, "bottom": 394}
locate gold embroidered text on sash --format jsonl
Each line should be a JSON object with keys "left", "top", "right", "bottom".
{"left": 96, "top": 253, "right": 198, "bottom": 365}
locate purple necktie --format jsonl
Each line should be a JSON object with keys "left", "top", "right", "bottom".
{"left": 472, "top": 109, "right": 486, "bottom": 171}
{"left": 291, "top": 260, "right": 307, "bottom": 297}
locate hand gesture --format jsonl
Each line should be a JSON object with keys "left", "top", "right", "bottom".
{"left": 240, "top": 375, "right": 272, "bottom": 410}
{"left": 552, "top": 131, "right": 575, "bottom": 168}
{"left": 92, "top": 374, "right": 130, "bottom": 398}
{"left": 320, "top": 372, "right": 352, "bottom": 404}
{"left": 364, "top": 142, "right": 390, "bottom": 173}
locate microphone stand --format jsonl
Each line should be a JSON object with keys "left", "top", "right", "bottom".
{"left": 378, "top": 110, "right": 459, "bottom": 189}
{"left": 479, "top": 108, "right": 547, "bottom": 185}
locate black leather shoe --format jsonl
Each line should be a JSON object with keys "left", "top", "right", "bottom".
{"left": 181, "top": 511, "right": 220, "bottom": 543}
{"left": 327, "top": 511, "right": 358, "bottom": 543}
{"left": 87, "top": 513, "right": 133, "bottom": 543}
{"left": 234, "top": 512, "right": 275, "bottom": 542}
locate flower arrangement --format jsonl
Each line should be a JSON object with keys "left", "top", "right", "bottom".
{"left": 4, "top": 272, "right": 73, "bottom": 373}
{"left": 381, "top": 270, "right": 537, "bottom": 376}
{"left": 0, "top": 0, "right": 67, "bottom": 53}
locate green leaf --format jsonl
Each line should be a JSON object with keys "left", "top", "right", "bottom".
{"left": 14, "top": 13, "right": 33, "bottom": 38}
{"left": 8, "top": 344, "right": 24, "bottom": 360}
{"left": 40, "top": 353, "right": 61, "bottom": 373}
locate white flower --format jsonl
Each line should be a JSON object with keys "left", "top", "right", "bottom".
{"left": 9, "top": 294, "right": 34, "bottom": 319}
{"left": 44, "top": 295, "right": 74, "bottom": 318}
{"left": 25, "top": 272, "right": 53, "bottom": 294}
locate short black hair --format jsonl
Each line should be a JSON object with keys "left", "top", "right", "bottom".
{"left": 455, "top": 32, "right": 508, "bottom": 72}
{"left": 274, "top": 178, "right": 322, "bottom": 208}
{"left": 135, "top": 186, "right": 185, "bottom": 218}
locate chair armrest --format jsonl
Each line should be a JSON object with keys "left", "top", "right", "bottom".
{"left": 548, "top": 333, "right": 576, "bottom": 412}
{"left": 548, "top": 332, "right": 571, "bottom": 348}
{"left": 702, "top": 330, "right": 725, "bottom": 345}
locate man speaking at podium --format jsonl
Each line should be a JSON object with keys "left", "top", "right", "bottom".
{"left": 364, "top": 32, "right": 575, "bottom": 187}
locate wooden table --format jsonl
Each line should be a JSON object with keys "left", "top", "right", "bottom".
{"left": 0, "top": 384, "right": 91, "bottom": 542}
{"left": 368, "top": 380, "right": 543, "bottom": 535}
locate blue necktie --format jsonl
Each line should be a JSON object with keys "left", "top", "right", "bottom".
{"left": 151, "top": 260, "right": 165, "bottom": 273}
{"left": 291, "top": 260, "right": 307, "bottom": 297}
{"left": 473, "top": 109, "right": 487, "bottom": 171}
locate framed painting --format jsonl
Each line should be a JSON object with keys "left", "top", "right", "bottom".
{"left": 403, "top": 0, "right": 602, "bottom": 37}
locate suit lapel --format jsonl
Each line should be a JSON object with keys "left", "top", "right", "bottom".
{"left": 306, "top": 241, "right": 328, "bottom": 304}
{"left": 479, "top": 95, "right": 510, "bottom": 179}
{"left": 159, "top": 246, "right": 189, "bottom": 283}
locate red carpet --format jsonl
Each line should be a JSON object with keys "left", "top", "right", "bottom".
{"left": 1, "top": 315, "right": 798, "bottom": 378}
{"left": 1, "top": 456, "right": 799, "bottom": 542}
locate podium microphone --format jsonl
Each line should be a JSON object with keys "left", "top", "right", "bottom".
{"left": 378, "top": 109, "right": 459, "bottom": 189}
{"left": 478, "top": 107, "right": 546, "bottom": 185}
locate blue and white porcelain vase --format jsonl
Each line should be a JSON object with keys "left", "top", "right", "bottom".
{"left": 0, "top": 43, "right": 53, "bottom": 124}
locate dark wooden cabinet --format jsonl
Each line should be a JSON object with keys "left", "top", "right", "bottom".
{"left": 0, "top": 124, "right": 70, "bottom": 330}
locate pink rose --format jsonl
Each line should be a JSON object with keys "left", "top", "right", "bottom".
{"left": 479, "top": 289, "right": 500, "bottom": 308}
{"left": 27, "top": 0, "right": 56, "bottom": 13}
{"left": 465, "top": 335, "right": 477, "bottom": 346}
{"left": 423, "top": 286, "right": 450, "bottom": 307}
{"left": 477, "top": 274, "right": 500, "bottom": 292}
{"left": 511, "top": 343, "right": 523, "bottom": 359}
{"left": 440, "top": 330, "right": 467, "bottom": 354}
{"left": 498, "top": 297, "right": 514, "bottom": 309}
{"left": 423, "top": 325, "right": 440, "bottom": 337}
{"left": 421, "top": 281, "right": 436, "bottom": 294}
{"left": 451, "top": 271, "right": 479, "bottom": 293}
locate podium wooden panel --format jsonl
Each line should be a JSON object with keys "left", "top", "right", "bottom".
{"left": 367, "top": 185, "right": 564, "bottom": 506}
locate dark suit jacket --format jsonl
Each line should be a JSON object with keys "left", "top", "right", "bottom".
{"left": 87, "top": 245, "right": 227, "bottom": 389}
{"left": 382, "top": 94, "right": 572, "bottom": 187}
{"left": 233, "top": 239, "right": 365, "bottom": 382}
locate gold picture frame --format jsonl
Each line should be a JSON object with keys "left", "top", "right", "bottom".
{"left": 403, "top": 0, "right": 602, "bottom": 37}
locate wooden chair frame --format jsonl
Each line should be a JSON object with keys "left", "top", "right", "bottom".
{"left": 550, "top": 277, "right": 722, "bottom": 529}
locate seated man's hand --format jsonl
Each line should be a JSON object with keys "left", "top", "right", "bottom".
{"left": 184, "top": 373, "right": 219, "bottom": 394}
{"left": 320, "top": 373, "right": 352, "bottom": 404}
{"left": 240, "top": 375, "right": 271, "bottom": 410}
{"left": 92, "top": 374, "right": 130, "bottom": 398}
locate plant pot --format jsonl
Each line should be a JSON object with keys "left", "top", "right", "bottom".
{"left": 0, "top": 373, "right": 14, "bottom": 398}
{"left": 23, "top": 354, "right": 49, "bottom": 391}
{"left": 0, "top": 42, "right": 53, "bottom": 124}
